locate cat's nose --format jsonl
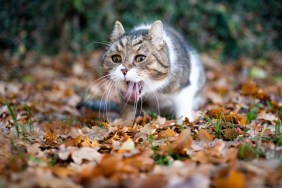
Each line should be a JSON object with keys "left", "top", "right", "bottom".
{"left": 121, "top": 68, "right": 128, "bottom": 75}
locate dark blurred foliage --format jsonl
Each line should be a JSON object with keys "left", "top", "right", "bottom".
{"left": 0, "top": 0, "right": 281, "bottom": 59}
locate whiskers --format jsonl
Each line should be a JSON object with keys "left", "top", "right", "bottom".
{"left": 78, "top": 75, "right": 154, "bottom": 124}
{"left": 77, "top": 74, "right": 121, "bottom": 122}
{"left": 77, "top": 74, "right": 111, "bottom": 107}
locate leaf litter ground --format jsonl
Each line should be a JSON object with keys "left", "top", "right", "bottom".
{"left": 0, "top": 51, "right": 281, "bottom": 188}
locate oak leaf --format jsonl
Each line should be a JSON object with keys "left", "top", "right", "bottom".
{"left": 71, "top": 147, "right": 102, "bottom": 165}
{"left": 171, "top": 128, "right": 193, "bottom": 155}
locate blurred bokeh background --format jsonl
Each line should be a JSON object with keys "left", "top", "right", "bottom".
{"left": 1, "top": 0, "right": 281, "bottom": 60}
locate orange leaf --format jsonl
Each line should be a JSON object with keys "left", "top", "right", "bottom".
{"left": 65, "top": 135, "right": 99, "bottom": 148}
{"left": 191, "top": 140, "right": 226, "bottom": 164}
{"left": 198, "top": 129, "right": 214, "bottom": 142}
{"left": 171, "top": 129, "right": 193, "bottom": 155}
{"left": 207, "top": 107, "right": 228, "bottom": 118}
{"left": 164, "top": 128, "right": 176, "bottom": 137}
{"left": 227, "top": 112, "right": 247, "bottom": 126}
{"left": 214, "top": 169, "right": 246, "bottom": 188}
{"left": 45, "top": 129, "right": 57, "bottom": 143}
{"left": 124, "top": 151, "right": 155, "bottom": 172}
{"left": 241, "top": 81, "right": 269, "bottom": 100}
{"left": 51, "top": 167, "right": 77, "bottom": 178}
{"left": 241, "top": 81, "right": 257, "bottom": 96}
{"left": 89, "top": 151, "right": 154, "bottom": 179}
{"left": 157, "top": 128, "right": 176, "bottom": 139}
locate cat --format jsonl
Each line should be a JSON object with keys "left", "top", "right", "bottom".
{"left": 101, "top": 20, "right": 206, "bottom": 121}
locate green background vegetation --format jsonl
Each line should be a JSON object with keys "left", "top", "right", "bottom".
{"left": 1, "top": 0, "right": 281, "bottom": 59}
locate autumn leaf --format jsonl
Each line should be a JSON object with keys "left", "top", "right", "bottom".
{"left": 198, "top": 128, "right": 214, "bottom": 142}
{"left": 157, "top": 128, "right": 176, "bottom": 139}
{"left": 45, "top": 129, "right": 57, "bottom": 144}
{"left": 171, "top": 128, "right": 193, "bottom": 155}
{"left": 191, "top": 140, "right": 226, "bottom": 163}
{"left": 64, "top": 135, "right": 99, "bottom": 148}
{"left": 123, "top": 151, "right": 155, "bottom": 172}
{"left": 241, "top": 81, "right": 270, "bottom": 100}
{"left": 241, "top": 81, "right": 258, "bottom": 96}
{"left": 51, "top": 167, "right": 77, "bottom": 178}
{"left": 214, "top": 168, "right": 246, "bottom": 188}
{"left": 71, "top": 147, "right": 102, "bottom": 165}
{"left": 118, "top": 138, "right": 135, "bottom": 153}
{"left": 89, "top": 151, "right": 154, "bottom": 179}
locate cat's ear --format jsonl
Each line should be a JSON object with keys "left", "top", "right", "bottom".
{"left": 110, "top": 21, "right": 125, "bottom": 42}
{"left": 148, "top": 20, "right": 164, "bottom": 47}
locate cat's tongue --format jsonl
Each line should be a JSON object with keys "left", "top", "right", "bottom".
{"left": 125, "top": 81, "right": 140, "bottom": 102}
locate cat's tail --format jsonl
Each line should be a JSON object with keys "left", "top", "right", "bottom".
{"left": 76, "top": 100, "right": 122, "bottom": 113}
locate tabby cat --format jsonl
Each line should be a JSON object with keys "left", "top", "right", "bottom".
{"left": 102, "top": 20, "right": 205, "bottom": 121}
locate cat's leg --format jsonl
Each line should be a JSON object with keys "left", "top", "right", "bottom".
{"left": 174, "top": 50, "right": 205, "bottom": 122}
{"left": 174, "top": 51, "right": 205, "bottom": 121}
{"left": 173, "top": 85, "right": 198, "bottom": 122}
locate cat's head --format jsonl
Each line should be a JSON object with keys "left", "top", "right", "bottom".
{"left": 102, "top": 20, "right": 170, "bottom": 102}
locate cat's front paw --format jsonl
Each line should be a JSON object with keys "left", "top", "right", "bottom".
{"left": 176, "top": 110, "right": 198, "bottom": 124}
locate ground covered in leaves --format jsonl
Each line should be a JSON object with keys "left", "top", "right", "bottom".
{"left": 0, "top": 51, "right": 282, "bottom": 188}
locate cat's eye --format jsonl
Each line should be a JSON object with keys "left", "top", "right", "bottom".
{"left": 135, "top": 55, "right": 146, "bottom": 63}
{"left": 112, "top": 55, "right": 122, "bottom": 63}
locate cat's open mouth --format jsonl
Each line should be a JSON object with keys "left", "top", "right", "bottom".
{"left": 125, "top": 81, "right": 144, "bottom": 102}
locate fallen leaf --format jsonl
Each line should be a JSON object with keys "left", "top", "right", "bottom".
{"left": 171, "top": 128, "right": 193, "bottom": 155}
{"left": 157, "top": 128, "right": 176, "bottom": 139}
{"left": 140, "top": 123, "right": 156, "bottom": 135}
{"left": 241, "top": 81, "right": 270, "bottom": 100}
{"left": 45, "top": 129, "right": 57, "bottom": 144}
{"left": 65, "top": 135, "right": 99, "bottom": 148}
{"left": 51, "top": 166, "right": 77, "bottom": 178}
{"left": 191, "top": 140, "right": 226, "bottom": 163}
{"left": 214, "top": 169, "right": 246, "bottom": 188}
{"left": 118, "top": 138, "right": 135, "bottom": 152}
{"left": 140, "top": 174, "right": 168, "bottom": 188}
{"left": 198, "top": 129, "right": 214, "bottom": 142}
{"left": 71, "top": 147, "right": 102, "bottom": 165}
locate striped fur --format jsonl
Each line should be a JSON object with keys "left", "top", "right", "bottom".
{"left": 102, "top": 20, "right": 206, "bottom": 121}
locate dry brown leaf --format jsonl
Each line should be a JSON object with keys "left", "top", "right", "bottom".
{"left": 164, "top": 128, "right": 176, "bottom": 137}
{"left": 71, "top": 147, "right": 102, "bottom": 165}
{"left": 214, "top": 169, "right": 246, "bottom": 188}
{"left": 140, "top": 123, "right": 156, "bottom": 135}
{"left": 226, "top": 112, "right": 247, "bottom": 126}
{"left": 171, "top": 128, "right": 193, "bottom": 155}
{"left": 89, "top": 151, "right": 154, "bottom": 179}
{"left": 123, "top": 151, "right": 155, "bottom": 172}
{"left": 51, "top": 166, "right": 77, "bottom": 178}
{"left": 118, "top": 138, "right": 135, "bottom": 153}
{"left": 191, "top": 140, "right": 226, "bottom": 163}
{"left": 45, "top": 129, "right": 57, "bottom": 143}
{"left": 86, "top": 126, "right": 110, "bottom": 141}
{"left": 58, "top": 145, "right": 76, "bottom": 161}
{"left": 241, "top": 81, "right": 270, "bottom": 100}
{"left": 65, "top": 135, "right": 99, "bottom": 148}
{"left": 157, "top": 128, "right": 176, "bottom": 139}
{"left": 8, "top": 168, "right": 81, "bottom": 188}
{"left": 198, "top": 129, "right": 214, "bottom": 142}
{"left": 140, "top": 174, "right": 168, "bottom": 188}
{"left": 135, "top": 114, "right": 152, "bottom": 126}
{"left": 26, "top": 143, "right": 43, "bottom": 156}
{"left": 241, "top": 81, "right": 258, "bottom": 96}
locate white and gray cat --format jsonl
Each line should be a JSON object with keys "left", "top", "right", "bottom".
{"left": 99, "top": 20, "right": 205, "bottom": 121}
